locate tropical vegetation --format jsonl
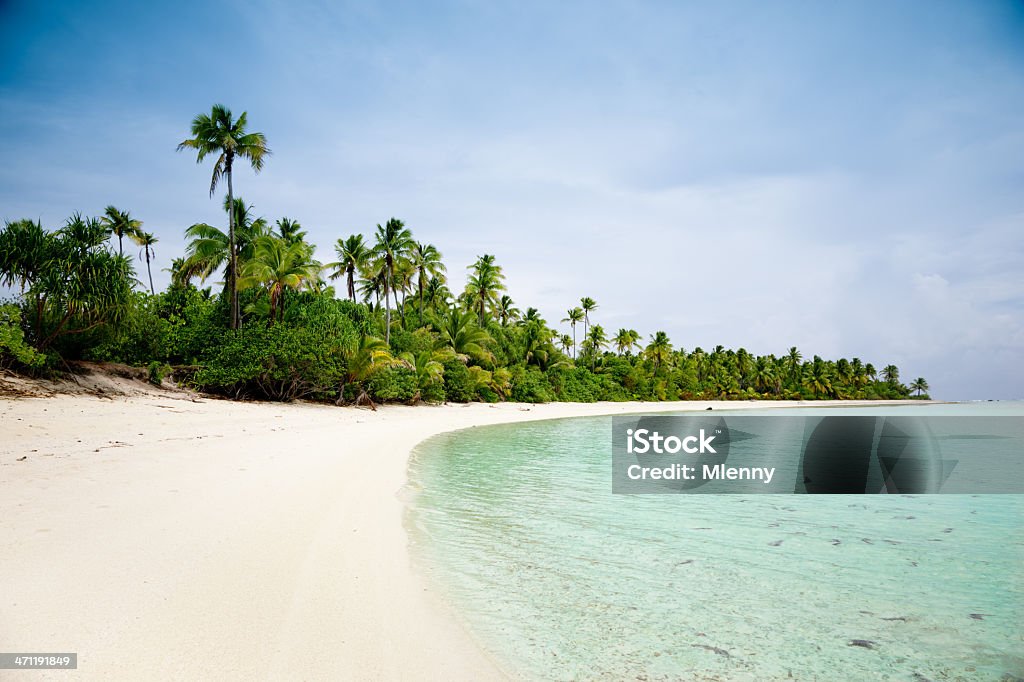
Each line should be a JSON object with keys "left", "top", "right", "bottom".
{"left": 0, "top": 104, "right": 929, "bottom": 405}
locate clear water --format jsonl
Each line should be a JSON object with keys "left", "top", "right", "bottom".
{"left": 406, "top": 403, "right": 1024, "bottom": 681}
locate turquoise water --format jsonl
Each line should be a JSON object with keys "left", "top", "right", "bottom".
{"left": 406, "top": 403, "right": 1024, "bottom": 681}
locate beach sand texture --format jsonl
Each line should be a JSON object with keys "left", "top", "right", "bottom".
{"left": 0, "top": 389, "right": 912, "bottom": 680}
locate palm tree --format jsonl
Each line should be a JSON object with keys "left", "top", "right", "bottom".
{"left": 910, "top": 377, "right": 929, "bottom": 397}
{"left": 422, "top": 275, "right": 451, "bottom": 315}
{"left": 586, "top": 324, "right": 608, "bottom": 368}
{"left": 357, "top": 256, "right": 388, "bottom": 308}
{"left": 435, "top": 305, "right": 492, "bottom": 363}
{"left": 179, "top": 197, "right": 270, "bottom": 285}
{"left": 464, "top": 254, "right": 506, "bottom": 326}
{"left": 561, "top": 307, "right": 584, "bottom": 359}
{"left": 753, "top": 356, "right": 777, "bottom": 394}
{"left": 612, "top": 328, "right": 630, "bottom": 355}
{"left": 882, "top": 364, "right": 900, "bottom": 385}
{"left": 177, "top": 104, "right": 269, "bottom": 329}
{"left": 100, "top": 206, "right": 143, "bottom": 256}
{"left": 645, "top": 331, "right": 673, "bottom": 372}
{"left": 411, "top": 242, "right": 445, "bottom": 322}
{"left": 275, "top": 217, "right": 307, "bottom": 244}
{"left": 804, "top": 358, "right": 833, "bottom": 398}
{"left": 371, "top": 218, "right": 414, "bottom": 345}
{"left": 137, "top": 232, "right": 158, "bottom": 295}
{"left": 627, "top": 329, "right": 641, "bottom": 355}
{"left": 337, "top": 334, "right": 393, "bottom": 408}
{"left": 580, "top": 296, "right": 597, "bottom": 341}
{"left": 495, "top": 295, "right": 520, "bottom": 326}
{"left": 851, "top": 357, "right": 867, "bottom": 388}
{"left": 558, "top": 334, "right": 573, "bottom": 355}
{"left": 394, "top": 258, "right": 416, "bottom": 325}
{"left": 328, "top": 234, "right": 368, "bottom": 302}
{"left": 400, "top": 350, "right": 446, "bottom": 396}
{"left": 238, "top": 236, "right": 320, "bottom": 323}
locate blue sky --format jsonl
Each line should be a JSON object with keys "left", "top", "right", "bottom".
{"left": 1, "top": 0, "right": 1022, "bottom": 399}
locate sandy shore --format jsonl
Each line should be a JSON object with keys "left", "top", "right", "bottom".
{"left": 0, "top": 392, "right": 913, "bottom": 680}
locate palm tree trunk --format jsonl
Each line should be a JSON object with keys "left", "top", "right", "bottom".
{"left": 146, "top": 250, "right": 154, "bottom": 295}
{"left": 384, "top": 271, "right": 392, "bottom": 345}
{"left": 347, "top": 267, "right": 355, "bottom": 302}
{"left": 226, "top": 158, "right": 239, "bottom": 330}
{"left": 572, "top": 325, "right": 576, "bottom": 359}
{"left": 418, "top": 275, "right": 425, "bottom": 322}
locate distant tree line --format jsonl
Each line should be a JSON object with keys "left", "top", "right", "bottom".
{"left": 0, "top": 104, "right": 929, "bottom": 404}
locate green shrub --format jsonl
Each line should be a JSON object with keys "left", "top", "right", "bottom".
{"left": 147, "top": 360, "right": 172, "bottom": 386}
{"left": 163, "top": 286, "right": 225, "bottom": 365}
{"left": 0, "top": 304, "right": 46, "bottom": 370}
{"left": 367, "top": 365, "right": 418, "bottom": 402}
{"left": 419, "top": 379, "right": 446, "bottom": 404}
{"left": 442, "top": 358, "right": 475, "bottom": 403}
{"left": 510, "top": 365, "right": 553, "bottom": 403}
{"left": 193, "top": 302, "right": 357, "bottom": 401}
{"left": 86, "top": 292, "right": 172, "bottom": 366}
{"left": 549, "top": 366, "right": 600, "bottom": 402}
{"left": 388, "top": 327, "right": 437, "bottom": 356}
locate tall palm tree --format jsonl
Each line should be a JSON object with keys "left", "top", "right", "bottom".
{"left": 411, "top": 242, "right": 446, "bottom": 322}
{"left": 613, "top": 328, "right": 633, "bottom": 355}
{"left": 329, "top": 234, "right": 368, "bottom": 302}
{"left": 238, "top": 236, "right": 320, "bottom": 323}
{"left": 392, "top": 258, "right": 415, "bottom": 326}
{"left": 423, "top": 275, "right": 450, "bottom": 315}
{"left": 495, "top": 294, "right": 520, "bottom": 327}
{"left": 910, "top": 377, "right": 929, "bottom": 397}
{"left": 100, "top": 206, "right": 143, "bottom": 257}
{"left": 850, "top": 357, "right": 866, "bottom": 389}
{"left": 645, "top": 331, "right": 673, "bottom": 372}
{"left": 753, "top": 356, "right": 777, "bottom": 394}
{"left": 521, "top": 307, "right": 545, "bottom": 325}
{"left": 464, "top": 254, "right": 506, "bottom": 326}
{"left": 137, "top": 232, "right": 158, "bottom": 295}
{"left": 371, "top": 218, "right": 414, "bottom": 344}
{"left": 804, "top": 358, "right": 833, "bottom": 398}
{"left": 177, "top": 104, "right": 270, "bottom": 329}
{"left": 561, "top": 307, "right": 584, "bottom": 359}
{"left": 580, "top": 296, "right": 597, "bottom": 341}
{"left": 865, "top": 363, "right": 878, "bottom": 381}
{"left": 179, "top": 197, "right": 270, "bottom": 285}
{"left": 786, "top": 346, "right": 803, "bottom": 385}
{"left": 882, "top": 364, "right": 900, "bottom": 385}
{"left": 275, "top": 217, "right": 307, "bottom": 244}
{"left": 586, "top": 324, "right": 608, "bottom": 368}
{"left": 357, "top": 256, "right": 388, "bottom": 308}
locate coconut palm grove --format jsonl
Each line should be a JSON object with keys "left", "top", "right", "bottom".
{"left": 0, "top": 104, "right": 928, "bottom": 405}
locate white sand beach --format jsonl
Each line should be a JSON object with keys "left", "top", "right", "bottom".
{"left": 0, "top": 388, "right": 914, "bottom": 680}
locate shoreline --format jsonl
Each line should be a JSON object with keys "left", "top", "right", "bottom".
{"left": 0, "top": 392, "right": 931, "bottom": 679}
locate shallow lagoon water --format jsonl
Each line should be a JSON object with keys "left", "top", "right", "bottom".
{"left": 406, "top": 403, "right": 1024, "bottom": 681}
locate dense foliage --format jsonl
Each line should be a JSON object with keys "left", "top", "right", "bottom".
{"left": 0, "top": 104, "right": 929, "bottom": 404}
